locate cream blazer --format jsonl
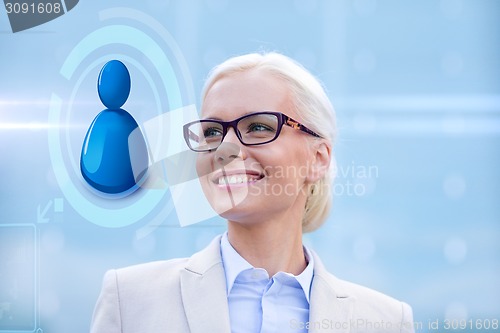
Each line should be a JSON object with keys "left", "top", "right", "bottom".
{"left": 90, "top": 235, "right": 414, "bottom": 333}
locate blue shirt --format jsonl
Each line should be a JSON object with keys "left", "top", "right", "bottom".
{"left": 220, "top": 232, "right": 314, "bottom": 333}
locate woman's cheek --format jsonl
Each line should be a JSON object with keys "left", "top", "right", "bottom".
{"left": 195, "top": 154, "right": 213, "bottom": 179}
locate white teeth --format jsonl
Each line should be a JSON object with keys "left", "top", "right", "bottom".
{"left": 217, "top": 174, "right": 260, "bottom": 185}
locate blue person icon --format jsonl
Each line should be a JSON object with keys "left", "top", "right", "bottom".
{"left": 80, "top": 60, "right": 149, "bottom": 195}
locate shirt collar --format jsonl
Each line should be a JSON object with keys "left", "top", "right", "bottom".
{"left": 220, "top": 231, "right": 314, "bottom": 303}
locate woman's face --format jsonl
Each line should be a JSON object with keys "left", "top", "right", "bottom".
{"left": 196, "top": 69, "right": 318, "bottom": 224}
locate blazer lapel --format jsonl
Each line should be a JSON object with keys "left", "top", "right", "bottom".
{"left": 180, "top": 235, "right": 231, "bottom": 333}
{"left": 309, "top": 251, "right": 353, "bottom": 333}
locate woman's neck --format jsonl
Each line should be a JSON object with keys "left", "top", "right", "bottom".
{"left": 227, "top": 216, "right": 306, "bottom": 277}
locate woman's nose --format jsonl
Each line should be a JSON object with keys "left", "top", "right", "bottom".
{"left": 214, "top": 141, "right": 241, "bottom": 167}
{"left": 213, "top": 128, "right": 242, "bottom": 165}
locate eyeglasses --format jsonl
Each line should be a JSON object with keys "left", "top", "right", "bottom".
{"left": 183, "top": 111, "right": 321, "bottom": 152}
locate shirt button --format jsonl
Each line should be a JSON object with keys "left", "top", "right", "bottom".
{"left": 251, "top": 271, "right": 260, "bottom": 279}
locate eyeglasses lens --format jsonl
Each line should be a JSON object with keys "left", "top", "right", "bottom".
{"left": 186, "top": 113, "right": 279, "bottom": 151}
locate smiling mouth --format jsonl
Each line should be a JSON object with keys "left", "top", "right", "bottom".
{"left": 214, "top": 173, "right": 264, "bottom": 185}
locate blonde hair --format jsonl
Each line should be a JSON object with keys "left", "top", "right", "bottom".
{"left": 202, "top": 52, "right": 337, "bottom": 232}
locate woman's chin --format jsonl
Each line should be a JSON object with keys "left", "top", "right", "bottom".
{"left": 207, "top": 189, "right": 253, "bottom": 217}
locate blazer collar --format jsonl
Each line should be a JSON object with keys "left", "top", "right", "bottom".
{"left": 180, "top": 234, "right": 353, "bottom": 333}
{"left": 180, "top": 235, "right": 231, "bottom": 333}
{"left": 308, "top": 249, "right": 353, "bottom": 332}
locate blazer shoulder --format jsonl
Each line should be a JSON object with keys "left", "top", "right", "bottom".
{"left": 92, "top": 259, "right": 192, "bottom": 333}
{"left": 113, "top": 258, "right": 188, "bottom": 286}
{"left": 334, "top": 275, "right": 403, "bottom": 306}
{"left": 108, "top": 259, "right": 190, "bottom": 318}
{"left": 317, "top": 272, "right": 414, "bottom": 330}
{"left": 91, "top": 237, "right": 224, "bottom": 333}
{"left": 117, "top": 257, "right": 189, "bottom": 274}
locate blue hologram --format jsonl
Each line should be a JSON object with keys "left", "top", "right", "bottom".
{"left": 80, "top": 60, "right": 149, "bottom": 195}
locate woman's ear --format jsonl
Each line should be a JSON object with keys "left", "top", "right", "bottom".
{"left": 307, "top": 140, "right": 331, "bottom": 183}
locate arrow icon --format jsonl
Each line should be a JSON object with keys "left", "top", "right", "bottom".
{"left": 37, "top": 200, "right": 53, "bottom": 223}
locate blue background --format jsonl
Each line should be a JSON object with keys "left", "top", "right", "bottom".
{"left": 0, "top": 0, "right": 499, "bottom": 332}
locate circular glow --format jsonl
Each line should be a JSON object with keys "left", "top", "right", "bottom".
{"left": 49, "top": 51, "right": 169, "bottom": 226}
{"left": 48, "top": 10, "right": 193, "bottom": 228}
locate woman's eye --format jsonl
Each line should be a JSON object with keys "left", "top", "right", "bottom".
{"left": 248, "top": 123, "right": 274, "bottom": 132}
{"left": 204, "top": 127, "right": 223, "bottom": 137}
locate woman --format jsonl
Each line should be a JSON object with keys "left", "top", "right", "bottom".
{"left": 90, "top": 52, "right": 414, "bottom": 333}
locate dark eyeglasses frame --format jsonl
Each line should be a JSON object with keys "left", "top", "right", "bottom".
{"left": 183, "top": 111, "right": 322, "bottom": 152}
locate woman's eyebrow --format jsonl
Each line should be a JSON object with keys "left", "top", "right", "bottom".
{"left": 201, "top": 110, "right": 263, "bottom": 121}
{"left": 201, "top": 116, "right": 223, "bottom": 121}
